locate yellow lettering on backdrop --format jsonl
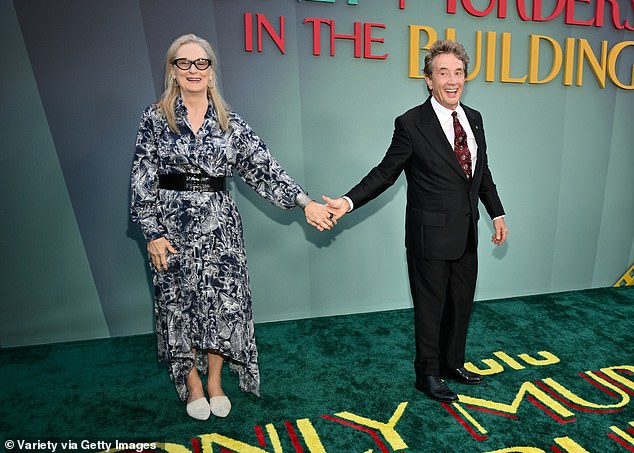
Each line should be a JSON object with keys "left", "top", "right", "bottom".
{"left": 576, "top": 39, "right": 608, "bottom": 88}
{"left": 563, "top": 37, "right": 576, "bottom": 86}
{"left": 607, "top": 41, "right": 634, "bottom": 89}
{"left": 407, "top": 25, "right": 632, "bottom": 89}
{"left": 334, "top": 402, "right": 409, "bottom": 450}
{"left": 466, "top": 31, "right": 483, "bottom": 81}
{"left": 529, "top": 35, "right": 563, "bottom": 84}
{"left": 408, "top": 25, "right": 436, "bottom": 78}
{"left": 486, "top": 31, "right": 497, "bottom": 82}
{"left": 501, "top": 33, "right": 527, "bottom": 83}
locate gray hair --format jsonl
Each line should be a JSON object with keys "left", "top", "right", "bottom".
{"left": 157, "top": 34, "right": 230, "bottom": 132}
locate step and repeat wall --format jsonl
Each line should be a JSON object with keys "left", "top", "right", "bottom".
{"left": 1, "top": 0, "right": 632, "bottom": 346}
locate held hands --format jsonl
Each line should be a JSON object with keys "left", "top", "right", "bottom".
{"left": 492, "top": 217, "right": 509, "bottom": 246}
{"left": 304, "top": 200, "right": 337, "bottom": 231}
{"left": 147, "top": 237, "right": 177, "bottom": 271}
{"left": 322, "top": 196, "right": 350, "bottom": 221}
{"left": 303, "top": 196, "right": 351, "bottom": 231}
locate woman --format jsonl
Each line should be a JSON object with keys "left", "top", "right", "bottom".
{"left": 130, "top": 34, "right": 334, "bottom": 420}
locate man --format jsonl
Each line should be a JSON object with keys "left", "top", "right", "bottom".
{"left": 324, "top": 40, "right": 508, "bottom": 402}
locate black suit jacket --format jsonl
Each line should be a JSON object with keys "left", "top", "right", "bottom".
{"left": 346, "top": 96, "right": 505, "bottom": 260}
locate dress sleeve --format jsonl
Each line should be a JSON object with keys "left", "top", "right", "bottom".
{"left": 129, "top": 107, "right": 166, "bottom": 242}
{"left": 228, "top": 114, "right": 306, "bottom": 210}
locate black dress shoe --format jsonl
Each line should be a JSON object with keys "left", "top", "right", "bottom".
{"left": 442, "top": 367, "right": 485, "bottom": 385}
{"left": 415, "top": 375, "right": 458, "bottom": 402}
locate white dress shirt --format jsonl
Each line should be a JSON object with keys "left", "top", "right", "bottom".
{"left": 429, "top": 96, "right": 477, "bottom": 176}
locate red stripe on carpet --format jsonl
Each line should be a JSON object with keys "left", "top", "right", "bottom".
{"left": 534, "top": 380, "right": 624, "bottom": 414}
{"left": 254, "top": 425, "right": 266, "bottom": 447}
{"left": 526, "top": 395, "right": 576, "bottom": 424}
{"left": 284, "top": 421, "right": 305, "bottom": 453}
{"left": 465, "top": 405, "right": 518, "bottom": 419}
{"left": 441, "top": 403, "right": 488, "bottom": 441}
{"left": 594, "top": 371, "right": 634, "bottom": 396}
{"left": 607, "top": 433, "right": 634, "bottom": 451}
{"left": 322, "top": 415, "right": 391, "bottom": 453}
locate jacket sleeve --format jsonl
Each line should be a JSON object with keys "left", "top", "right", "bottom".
{"left": 345, "top": 115, "right": 412, "bottom": 210}
{"left": 475, "top": 118, "right": 505, "bottom": 219}
{"left": 229, "top": 114, "right": 305, "bottom": 210}
{"left": 129, "top": 107, "right": 167, "bottom": 242}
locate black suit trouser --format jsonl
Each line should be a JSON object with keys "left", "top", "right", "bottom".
{"left": 406, "top": 229, "right": 478, "bottom": 377}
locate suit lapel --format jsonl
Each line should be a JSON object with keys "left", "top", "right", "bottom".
{"left": 415, "top": 98, "right": 469, "bottom": 180}
{"left": 463, "top": 105, "right": 485, "bottom": 181}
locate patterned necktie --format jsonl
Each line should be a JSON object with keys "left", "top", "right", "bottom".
{"left": 452, "top": 111, "right": 472, "bottom": 180}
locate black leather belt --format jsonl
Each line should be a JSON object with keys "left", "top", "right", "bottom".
{"left": 158, "top": 173, "right": 226, "bottom": 192}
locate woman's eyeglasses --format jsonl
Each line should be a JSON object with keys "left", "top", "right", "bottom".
{"left": 172, "top": 58, "right": 212, "bottom": 70}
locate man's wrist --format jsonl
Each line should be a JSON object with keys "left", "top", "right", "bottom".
{"left": 342, "top": 196, "right": 354, "bottom": 212}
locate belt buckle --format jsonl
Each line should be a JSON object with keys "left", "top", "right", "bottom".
{"left": 185, "top": 175, "right": 207, "bottom": 192}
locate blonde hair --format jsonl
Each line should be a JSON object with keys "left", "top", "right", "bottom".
{"left": 157, "top": 34, "right": 230, "bottom": 132}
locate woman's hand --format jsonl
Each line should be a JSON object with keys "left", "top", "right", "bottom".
{"left": 147, "top": 237, "right": 177, "bottom": 271}
{"left": 304, "top": 201, "right": 336, "bottom": 231}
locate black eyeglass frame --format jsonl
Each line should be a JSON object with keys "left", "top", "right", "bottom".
{"left": 172, "top": 58, "right": 212, "bottom": 70}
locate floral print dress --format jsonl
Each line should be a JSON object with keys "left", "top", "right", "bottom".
{"left": 130, "top": 97, "right": 305, "bottom": 401}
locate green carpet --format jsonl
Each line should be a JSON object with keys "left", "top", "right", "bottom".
{"left": 1, "top": 287, "right": 633, "bottom": 452}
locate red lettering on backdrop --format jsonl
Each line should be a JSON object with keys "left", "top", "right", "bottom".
{"left": 532, "top": 0, "right": 566, "bottom": 21}
{"left": 304, "top": 18, "right": 330, "bottom": 56}
{"left": 595, "top": 0, "right": 634, "bottom": 30}
{"left": 446, "top": 0, "right": 633, "bottom": 28}
{"left": 244, "top": 13, "right": 253, "bottom": 52}
{"left": 565, "top": 0, "right": 595, "bottom": 26}
{"left": 331, "top": 21, "right": 363, "bottom": 58}
{"left": 447, "top": 0, "right": 530, "bottom": 20}
{"left": 244, "top": 13, "right": 285, "bottom": 53}
{"left": 364, "top": 23, "right": 388, "bottom": 59}
{"left": 515, "top": 0, "right": 532, "bottom": 20}
{"left": 257, "top": 14, "right": 285, "bottom": 53}
{"left": 462, "top": 0, "right": 497, "bottom": 17}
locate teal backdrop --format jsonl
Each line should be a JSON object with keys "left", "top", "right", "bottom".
{"left": 1, "top": 0, "right": 632, "bottom": 347}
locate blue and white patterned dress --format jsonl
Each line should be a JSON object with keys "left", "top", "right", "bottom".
{"left": 130, "top": 97, "right": 305, "bottom": 401}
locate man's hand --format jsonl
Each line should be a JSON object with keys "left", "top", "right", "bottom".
{"left": 322, "top": 196, "right": 350, "bottom": 221}
{"left": 492, "top": 217, "right": 508, "bottom": 246}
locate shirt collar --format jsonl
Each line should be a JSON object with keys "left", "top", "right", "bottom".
{"left": 175, "top": 96, "right": 216, "bottom": 121}
{"left": 430, "top": 96, "right": 466, "bottom": 124}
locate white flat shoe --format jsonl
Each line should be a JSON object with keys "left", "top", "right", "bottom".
{"left": 210, "top": 395, "right": 231, "bottom": 418}
{"left": 186, "top": 397, "right": 211, "bottom": 420}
